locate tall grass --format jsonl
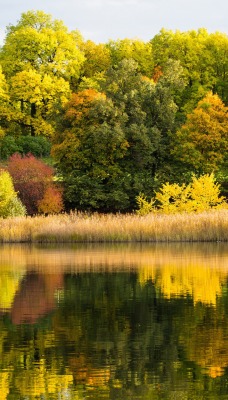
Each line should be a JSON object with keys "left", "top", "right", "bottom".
{"left": 0, "top": 210, "right": 227, "bottom": 243}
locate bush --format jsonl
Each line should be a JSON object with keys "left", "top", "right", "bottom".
{"left": 0, "top": 135, "right": 51, "bottom": 160}
{"left": 0, "top": 169, "right": 26, "bottom": 217}
{"left": 7, "top": 153, "right": 63, "bottom": 215}
{"left": 37, "top": 186, "right": 64, "bottom": 214}
{"left": 0, "top": 136, "right": 22, "bottom": 159}
{"left": 136, "top": 173, "right": 228, "bottom": 215}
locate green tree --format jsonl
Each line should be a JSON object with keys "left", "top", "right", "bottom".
{"left": 0, "top": 10, "right": 84, "bottom": 137}
{"left": 52, "top": 89, "right": 129, "bottom": 211}
{"left": 151, "top": 28, "right": 228, "bottom": 115}
{"left": 106, "top": 38, "right": 154, "bottom": 77}
{"left": 52, "top": 59, "right": 185, "bottom": 211}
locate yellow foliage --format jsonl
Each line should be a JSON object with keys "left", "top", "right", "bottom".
{"left": 139, "top": 263, "right": 226, "bottom": 305}
{"left": 183, "top": 324, "right": 228, "bottom": 378}
{"left": 0, "top": 371, "right": 10, "bottom": 400}
{"left": 0, "top": 274, "right": 23, "bottom": 310}
{"left": 135, "top": 193, "right": 155, "bottom": 215}
{"left": 15, "top": 358, "right": 73, "bottom": 397}
{"left": 47, "top": 370, "right": 73, "bottom": 393}
{"left": 154, "top": 173, "right": 227, "bottom": 214}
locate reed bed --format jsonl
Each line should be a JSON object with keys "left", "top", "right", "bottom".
{"left": 0, "top": 210, "right": 227, "bottom": 243}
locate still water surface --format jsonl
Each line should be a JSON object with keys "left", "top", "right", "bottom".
{"left": 0, "top": 243, "right": 228, "bottom": 399}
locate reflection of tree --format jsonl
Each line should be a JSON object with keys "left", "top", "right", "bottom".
{"left": 0, "top": 271, "right": 228, "bottom": 398}
{"left": 0, "top": 272, "right": 24, "bottom": 311}
{"left": 10, "top": 272, "right": 63, "bottom": 324}
{"left": 139, "top": 264, "right": 227, "bottom": 305}
{"left": 176, "top": 300, "right": 228, "bottom": 379}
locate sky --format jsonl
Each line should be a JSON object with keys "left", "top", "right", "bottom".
{"left": 0, "top": 0, "right": 227, "bottom": 45}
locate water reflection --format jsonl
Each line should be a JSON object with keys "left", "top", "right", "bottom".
{"left": 0, "top": 243, "right": 227, "bottom": 399}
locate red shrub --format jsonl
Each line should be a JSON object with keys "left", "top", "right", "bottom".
{"left": 7, "top": 153, "right": 58, "bottom": 215}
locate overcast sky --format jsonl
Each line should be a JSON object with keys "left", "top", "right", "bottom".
{"left": 0, "top": 0, "right": 227, "bottom": 45}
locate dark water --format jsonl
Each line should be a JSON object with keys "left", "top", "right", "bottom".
{"left": 0, "top": 243, "right": 228, "bottom": 399}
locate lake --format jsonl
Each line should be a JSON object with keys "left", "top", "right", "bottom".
{"left": 0, "top": 242, "right": 228, "bottom": 399}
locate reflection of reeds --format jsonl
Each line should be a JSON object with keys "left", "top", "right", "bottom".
{"left": 0, "top": 210, "right": 227, "bottom": 243}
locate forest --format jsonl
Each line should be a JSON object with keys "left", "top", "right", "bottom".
{"left": 0, "top": 10, "right": 227, "bottom": 215}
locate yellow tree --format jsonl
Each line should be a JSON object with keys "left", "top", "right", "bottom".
{"left": 0, "top": 170, "right": 26, "bottom": 217}
{"left": 0, "top": 10, "right": 84, "bottom": 136}
{"left": 172, "top": 91, "right": 228, "bottom": 174}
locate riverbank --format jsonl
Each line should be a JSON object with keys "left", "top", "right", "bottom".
{"left": 0, "top": 210, "right": 227, "bottom": 243}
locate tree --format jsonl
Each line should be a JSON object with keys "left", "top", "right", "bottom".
{"left": 52, "top": 59, "right": 185, "bottom": 211}
{"left": 0, "top": 10, "right": 84, "bottom": 137}
{"left": 172, "top": 92, "right": 228, "bottom": 175}
{"left": 106, "top": 38, "right": 154, "bottom": 77}
{"left": 0, "top": 170, "right": 26, "bottom": 217}
{"left": 0, "top": 66, "right": 11, "bottom": 137}
{"left": 7, "top": 153, "right": 62, "bottom": 215}
{"left": 151, "top": 28, "right": 228, "bottom": 115}
{"left": 52, "top": 89, "right": 129, "bottom": 211}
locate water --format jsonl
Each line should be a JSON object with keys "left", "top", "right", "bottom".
{"left": 0, "top": 243, "right": 228, "bottom": 399}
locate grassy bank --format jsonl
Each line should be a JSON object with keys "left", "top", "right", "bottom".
{"left": 0, "top": 210, "right": 227, "bottom": 243}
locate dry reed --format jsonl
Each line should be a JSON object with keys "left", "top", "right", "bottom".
{"left": 0, "top": 210, "right": 227, "bottom": 243}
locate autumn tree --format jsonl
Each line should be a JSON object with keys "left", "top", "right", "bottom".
{"left": 7, "top": 153, "right": 63, "bottom": 215}
{"left": 0, "top": 10, "right": 84, "bottom": 137}
{"left": 172, "top": 92, "right": 228, "bottom": 176}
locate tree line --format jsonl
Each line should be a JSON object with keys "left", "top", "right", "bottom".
{"left": 0, "top": 10, "right": 227, "bottom": 214}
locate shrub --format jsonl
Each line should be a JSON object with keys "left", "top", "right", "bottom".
{"left": 37, "top": 186, "right": 64, "bottom": 214}
{"left": 0, "top": 169, "right": 26, "bottom": 217}
{"left": 136, "top": 173, "right": 227, "bottom": 215}
{"left": 136, "top": 193, "right": 155, "bottom": 215}
{"left": 0, "top": 135, "right": 51, "bottom": 160}
{"left": 7, "top": 153, "right": 54, "bottom": 215}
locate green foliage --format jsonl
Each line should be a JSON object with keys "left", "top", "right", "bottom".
{"left": 0, "top": 10, "right": 84, "bottom": 136}
{"left": 0, "top": 136, "right": 51, "bottom": 160}
{"left": 0, "top": 170, "right": 26, "bottom": 217}
{"left": 151, "top": 28, "right": 228, "bottom": 113}
{"left": 4, "top": 196, "right": 27, "bottom": 218}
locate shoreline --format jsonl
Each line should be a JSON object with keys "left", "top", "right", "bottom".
{"left": 0, "top": 210, "right": 227, "bottom": 243}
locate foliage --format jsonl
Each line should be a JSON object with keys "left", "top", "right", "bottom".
{"left": 0, "top": 10, "right": 84, "bottom": 136}
{"left": 0, "top": 11, "right": 228, "bottom": 213}
{"left": 136, "top": 193, "right": 155, "bottom": 215}
{"left": 52, "top": 88, "right": 130, "bottom": 211}
{"left": 0, "top": 170, "right": 26, "bottom": 217}
{"left": 155, "top": 173, "right": 227, "bottom": 213}
{"left": 0, "top": 135, "right": 51, "bottom": 159}
{"left": 37, "top": 185, "right": 64, "bottom": 214}
{"left": 53, "top": 59, "right": 185, "bottom": 211}
{"left": 172, "top": 92, "right": 228, "bottom": 175}
{"left": 151, "top": 28, "right": 228, "bottom": 113}
{"left": 106, "top": 38, "right": 154, "bottom": 76}
{"left": 7, "top": 153, "right": 56, "bottom": 215}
